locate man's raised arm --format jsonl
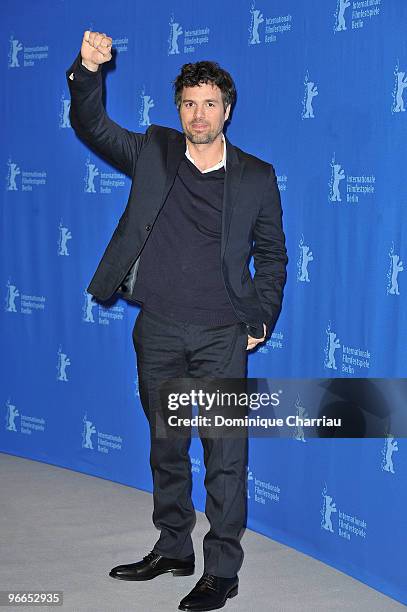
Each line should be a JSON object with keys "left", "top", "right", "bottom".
{"left": 66, "top": 31, "right": 149, "bottom": 177}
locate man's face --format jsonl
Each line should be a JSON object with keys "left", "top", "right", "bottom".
{"left": 179, "top": 82, "right": 230, "bottom": 145}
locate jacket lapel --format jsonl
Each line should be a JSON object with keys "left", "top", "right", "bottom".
{"left": 221, "top": 137, "right": 244, "bottom": 258}
{"left": 161, "top": 130, "right": 185, "bottom": 205}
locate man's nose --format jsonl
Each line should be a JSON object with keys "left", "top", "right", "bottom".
{"left": 193, "top": 104, "right": 206, "bottom": 119}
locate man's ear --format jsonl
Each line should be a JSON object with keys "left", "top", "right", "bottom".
{"left": 225, "top": 104, "right": 231, "bottom": 121}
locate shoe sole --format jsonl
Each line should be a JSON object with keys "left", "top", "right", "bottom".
{"left": 109, "top": 567, "right": 195, "bottom": 581}
{"left": 178, "top": 584, "right": 238, "bottom": 611}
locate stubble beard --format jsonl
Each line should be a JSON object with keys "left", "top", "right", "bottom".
{"left": 184, "top": 124, "right": 223, "bottom": 145}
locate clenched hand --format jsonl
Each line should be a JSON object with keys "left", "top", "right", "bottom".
{"left": 80, "top": 30, "right": 113, "bottom": 72}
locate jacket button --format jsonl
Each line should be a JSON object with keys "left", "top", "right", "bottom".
{"left": 145, "top": 224, "right": 151, "bottom": 231}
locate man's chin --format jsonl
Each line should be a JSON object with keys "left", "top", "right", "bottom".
{"left": 185, "top": 131, "right": 213, "bottom": 145}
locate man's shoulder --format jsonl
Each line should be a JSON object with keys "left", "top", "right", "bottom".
{"left": 145, "top": 124, "right": 183, "bottom": 142}
{"left": 232, "top": 143, "right": 274, "bottom": 177}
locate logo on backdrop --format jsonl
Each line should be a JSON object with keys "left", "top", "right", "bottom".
{"left": 8, "top": 36, "right": 23, "bottom": 67}
{"left": 8, "top": 35, "right": 49, "bottom": 68}
{"left": 81, "top": 413, "right": 123, "bottom": 454}
{"left": 328, "top": 154, "right": 375, "bottom": 204}
{"left": 247, "top": 466, "right": 254, "bottom": 499}
{"left": 328, "top": 155, "right": 345, "bottom": 202}
{"left": 247, "top": 466, "right": 280, "bottom": 504}
{"left": 84, "top": 156, "right": 125, "bottom": 194}
{"left": 258, "top": 330, "right": 284, "bottom": 354}
{"left": 57, "top": 222, "right": 72, "bottom": 256}
{"left": 59, "top": 93, "right": 71, "bottom": 128}
{"left": 5, "top": 398, "right": 45, "bottom": 436}
{"left": 82, "top": 414, "right": 96, "bottom": 449}
{"left": 293, "top": 395, "right": 308, "bottom": 442}
{"left": 6, "top": 159, "right": 20, "bottom": 191}
{"left": 5, "top": 280, "right": 46, "bottom": 315}
{"left": 139, "top": 88, "right": 154, "bottom": 127}
{"left": 112, "top": 36, "right": 128, "bottom": 53}
{"left": 324, "top": 324, "right": 341, "bottom": 370}
{"left": 387, "top": 243, "right": 403, "bottom": 296}
{"left": 277, "top": 173, "right": 288, "bottom": 193}
{"left": 82, "top": 290, "right": 124, "bottom": 326}
{"left": 297, "top": 235, "right": 313, "bottom": 283}
{"left": 321, "top": 484, "right": 367, "bottom": 541}
{"left": 248, "top": 2, "right": 292, "bottom": 45}
{"left": 5, "top": 399, "right": 19, "bottom": 431}
{"left": 84, "top": 158, "right": 99, "bottom": 193}
{"left": 83, "top": 292, "right": 96, "bottom": 323}
{"left": 5, "top": 158, "right": 47, "bottom": 191}
{"left": 5, "top": 280, "right": 19, "bottom": 312}
{"left": 57, "top": 347, "right": 71, "bottom": 382}
{"left": 333, "top": 0, "right": 381, "bottom": 32}
{"left": 302, "top": 72, "right": 318, "bottom": 119}
{"left": 334, "top": 0, "right": 350, "bottom": 31}
{"left": 248, "top": 5, "right": 264, "bottom": 44}
{"left": 324, "top": 321, "right": 371, "bottom": 375}
{"left": 168, "top": 14, "right": 209, "bottom": 55}
{"left": 321, "top": 486, "right": 337, "bottom": 533}
{"left": 381, "top": 434, "right": 398, "bottom": 475}
{"left": 168, "top": 17, "right": 183, "bottom": 54}
{"left": 392, "top": 61, "right": 407, "bottom": 114}
{"left": 191, "top": 456, "right": 201, "bottom": 475}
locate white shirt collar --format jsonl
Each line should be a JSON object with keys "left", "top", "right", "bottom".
{"left": 185, "top": 133, "right": 226, "bottom": 173}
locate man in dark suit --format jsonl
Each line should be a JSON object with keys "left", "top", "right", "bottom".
{"left": 67, "top": 30, "right": 287, "bottom": 612}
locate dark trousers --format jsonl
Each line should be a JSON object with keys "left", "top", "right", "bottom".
{"left": 132, "top": 308, "right": 249, "bottom": 578}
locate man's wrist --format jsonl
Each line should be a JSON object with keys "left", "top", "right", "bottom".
{"left": 246, "top": 323, "right": 264, "bottom": 339}
{"left": 81, "top": 58, "right": 99, "bottom": 72}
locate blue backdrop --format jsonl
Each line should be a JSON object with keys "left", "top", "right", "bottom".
{"left": 1, "top": 0, "right": 406, "bottom": 606}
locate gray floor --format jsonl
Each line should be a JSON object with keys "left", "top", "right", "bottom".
{"left": 0, "top": 453, "right": 404, "bottom": 612}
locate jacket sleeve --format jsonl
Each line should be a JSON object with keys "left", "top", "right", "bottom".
{"left": 66, "top": 52, "right": 149, "bottom": 176}
{"left": 252, "top": 164, "right": 288, "bottom": 337}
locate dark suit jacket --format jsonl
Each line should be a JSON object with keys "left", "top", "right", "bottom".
{"left": 66, "top": 53, "right": 288, "bottom": 339}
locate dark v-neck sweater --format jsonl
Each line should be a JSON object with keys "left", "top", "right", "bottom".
{"left": 132, "top": 155, "right": 240, "bottom": 326}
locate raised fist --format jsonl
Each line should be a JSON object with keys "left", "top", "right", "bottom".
{"left": 80, "top": 30, "right": 113, "bottom": 71}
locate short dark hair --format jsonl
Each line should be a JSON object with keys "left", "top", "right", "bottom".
{"left": 173, "top": 61, "right": 236, "bottom": 112}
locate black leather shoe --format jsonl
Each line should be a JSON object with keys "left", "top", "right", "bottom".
{"left": 178, "top": 572, "right": 238, "bottom": 611}
{"left": 109, "top": 550, "right": 195, "bottom": 581}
